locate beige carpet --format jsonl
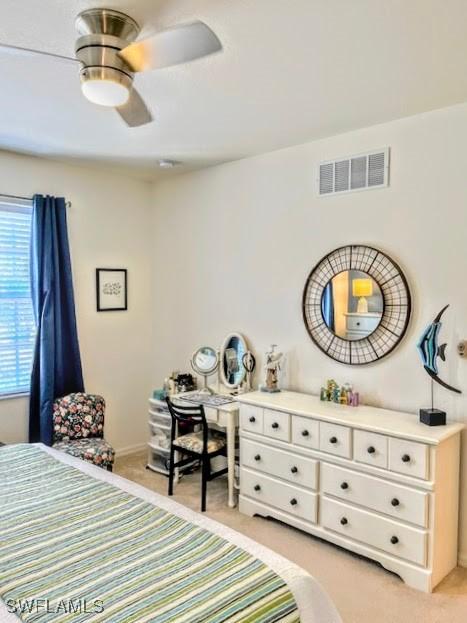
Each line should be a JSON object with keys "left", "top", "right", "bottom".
{"left": 115, "top": 451, "right": 467, "bottom": 623}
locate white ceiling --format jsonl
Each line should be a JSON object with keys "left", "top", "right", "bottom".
{"left": 1, "top": 0, "right": 467, "bottom": 180}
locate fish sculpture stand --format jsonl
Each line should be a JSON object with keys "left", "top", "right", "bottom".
{"left": 416, "top": 304, "right": 461, "bottom": 426}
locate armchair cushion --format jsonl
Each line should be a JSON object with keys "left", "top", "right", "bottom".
{"left": 53, "top": 438, "right": 115, "bottom": 470}
{"left": 53, "top": 393, "right": 105, "bottom": 442}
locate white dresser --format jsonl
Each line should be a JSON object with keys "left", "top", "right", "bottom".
{"left": 237, "top": 391, "right": 463, "bottom": 592}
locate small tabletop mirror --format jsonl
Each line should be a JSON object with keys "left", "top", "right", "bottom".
{"left": 191, "top": 346, "right": 219, "bottom": 394}
{"left": 322, "top": 270, "right": 383, "bottom": 341}
{"left": 220, "top": 333, "right": 247, "bottom": 390}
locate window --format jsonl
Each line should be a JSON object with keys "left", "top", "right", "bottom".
{"left": 0, "top": 199, "right": 35, "bottom": 396}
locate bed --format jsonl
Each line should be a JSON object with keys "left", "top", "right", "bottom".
{"left": 0, "top": 444, "right": 341, "bottom": 623}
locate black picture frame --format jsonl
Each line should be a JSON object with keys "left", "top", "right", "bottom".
{"left": 96, "top": 268, "right": 128, "bottom": 312}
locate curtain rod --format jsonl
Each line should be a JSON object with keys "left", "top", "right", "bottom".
{"left": 0, "top": 193, "right": 72, "bottom": 208}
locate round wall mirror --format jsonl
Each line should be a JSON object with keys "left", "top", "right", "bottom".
{"left": 220, "top": 333, "right": 247, "bottom": 389}
{"left": 303, "top": 245, "right": 411, "bottom": 365}
{"left": 191, "top": 346, "right": 219, "bottom": 393}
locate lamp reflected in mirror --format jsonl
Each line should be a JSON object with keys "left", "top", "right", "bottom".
{"left": 321, "top": 270, "right": 383, "bottom": 341}
{"left": 352, "top": 278, "right": 373, "bottom": 313}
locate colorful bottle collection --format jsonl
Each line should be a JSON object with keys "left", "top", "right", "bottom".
{"left": 320, "top": 379, "right": 359, "bottom": 407}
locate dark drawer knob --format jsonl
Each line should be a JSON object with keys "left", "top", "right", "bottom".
{"left": 356, "top": 321, "right": 361, "bottom": 326}
{"left": 290, "top": 498, "right": 298, "bottom": 506}
{"left": 291, "top": 466, "right": 298, "bottom": 474}
{"left": 340, "top": 517, "right": 348, "bottom": 525}
{"left": 390, "top": 535, "right": 399, "bottom": 545}
{"left": 401, "top": 454, "right": 411, "bottom": 463}
{"left": 254, "top": 484, "right": 261, "bottom": 492}
{"left": 340, "top": 481, "right": 349, "bottom": 490}
{"left": 330, "top": 436, "right": 338, "bottom": 444}
{"left": 249, "top": 416, "right": 256, "bottom": 423}
{"left": 301, "top": 430, "right": 309, "bottom": 437}
{"left": 271, "top": 422, "right": 279, "bottom": 429}
{"left": 391, "top": 498, "right": 400, "bottom": 507}
{"left": 367, "top": 446, "right": 376, "bottom": 454}
{"left": 254, "top": 454, "right": 261, "bottom": 462}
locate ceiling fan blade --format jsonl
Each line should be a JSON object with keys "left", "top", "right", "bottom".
{"left": 0, "top": 42, "right": 78, "bottom": 64}
{"left": 118, "top": 21, "right": 222, "bottom": 73}
{"left": 116, "top": 87, "right": 153, "bottom": 127}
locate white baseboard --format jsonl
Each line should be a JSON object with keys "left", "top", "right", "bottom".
{"left": 115, "top": 443, "right": 146, "bottom": 458}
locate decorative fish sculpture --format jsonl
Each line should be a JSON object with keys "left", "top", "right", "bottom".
{"left": 417, "top": 305, "right": 461, "bottom": 394}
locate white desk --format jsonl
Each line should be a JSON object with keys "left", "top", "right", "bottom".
{"left": 149, "top": 393, "right": 239, "bottom": 508}
{"left": 178, "top": 392, "right": 239, "bottom": 508}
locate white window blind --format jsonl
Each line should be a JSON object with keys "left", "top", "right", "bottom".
{"left": 0, "top": 199, "right": 35, "bottom": 396}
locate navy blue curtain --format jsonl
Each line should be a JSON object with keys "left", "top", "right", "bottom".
{"left": 29, "top": 195, "right": 84, "bottom": 445}
{"left": 321, "top": 282, "right": 335, "bottom": 332}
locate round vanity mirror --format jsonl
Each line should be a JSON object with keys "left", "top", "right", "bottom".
{"left": 321, "top": 270, "right": 384, "bottom": 341}
{"left": 303, "top": 245, "right": 411, "bottom": 365}
{"left": 220, "top": 333, "right": 247, "bottom": 390}
{"left": 191, "top": 347, "right": 219, "bottom": 375}
{"left": 191, "top": 346, "right": 219, "bottom": 393}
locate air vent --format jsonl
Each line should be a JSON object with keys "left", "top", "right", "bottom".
{"left": 318, "top": 148, "right": 389, "bottom": 196}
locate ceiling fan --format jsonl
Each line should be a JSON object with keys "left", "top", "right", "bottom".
{"left": 0, "top": 8, "right": 222, "bottom": 127}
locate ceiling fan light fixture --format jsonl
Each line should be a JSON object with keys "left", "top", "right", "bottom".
{"left": 80, "top": 67, "right": 132, "bottom": 107}
{"left": 82, "top": 80, "right": 129, "bottom": 107}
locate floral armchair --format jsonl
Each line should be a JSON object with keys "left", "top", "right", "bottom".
{"left": 52, "top": 393, "right": 115, "bottom": 471}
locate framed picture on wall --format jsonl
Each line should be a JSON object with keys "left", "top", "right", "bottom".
{"left": 96, "top": 268, "right": 128, "bottom": 311}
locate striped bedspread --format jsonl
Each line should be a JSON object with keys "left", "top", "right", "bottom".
{"left": 0, "top": 445, "right": 300, "bottom": 623}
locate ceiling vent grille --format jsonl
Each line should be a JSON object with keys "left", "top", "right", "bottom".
{"left": 318, "top": 148, "right": 389, "bottom": 196}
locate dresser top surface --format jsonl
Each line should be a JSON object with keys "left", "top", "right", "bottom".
{"left": 237, "top": 391, "right": 464, "bottom": 444}
{"left": 344, "top": 312, "right": 382, "bottom": 318}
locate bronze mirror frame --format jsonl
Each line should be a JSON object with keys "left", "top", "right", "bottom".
{"left": 302, "top": 245, "right": 411, "bottom": 365}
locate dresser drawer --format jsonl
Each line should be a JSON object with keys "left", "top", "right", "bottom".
{"left": 241, "top": 468, "right": 317, "bottom": 523}
{"left": 346, "top": 315, "right": 380, "bottom": 332}
{"left": 149, "top": 410, "right": 171, "bottom": 428}
{"left": 242, "top": 439, "right": 318, "bottom": 490}
{"left": 321, "top": 497, "right": 428, "bottom": 566}
{"left": 319, "top": 422, "right": 352, "bottom": 458}
{"left": 389, "top": 438, "right": 429, "bottom": 480}
{"left": 240, "top": 405, "right": 263, "bottom": 434}
{"left": 263, "top": 409, "right": 291, "bottom": 442}
{"left": 292, "top": 415, "right": 319, "bottom": 449}
{"left": 321, "top": 463, "right": 429, "bottom": 527}
{"left": 354, "top": 430, "right": 388, "bottom": 469}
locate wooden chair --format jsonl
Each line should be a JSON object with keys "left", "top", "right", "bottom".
{"left": 166, "top": 397, "right": 227, "bottom": 512}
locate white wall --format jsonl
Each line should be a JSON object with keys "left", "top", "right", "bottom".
{"left": 150, "top": 103, "right": 467, "bottom": 563}
{"left": 0, "top": 151, "right": 154, "bottom": 454}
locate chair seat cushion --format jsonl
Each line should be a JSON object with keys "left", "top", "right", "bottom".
{"left": 53, "top": 438, "right": 115, "bottom": 469}
{"left": 174, "top": 432, "right": 226, "bottom": 454}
